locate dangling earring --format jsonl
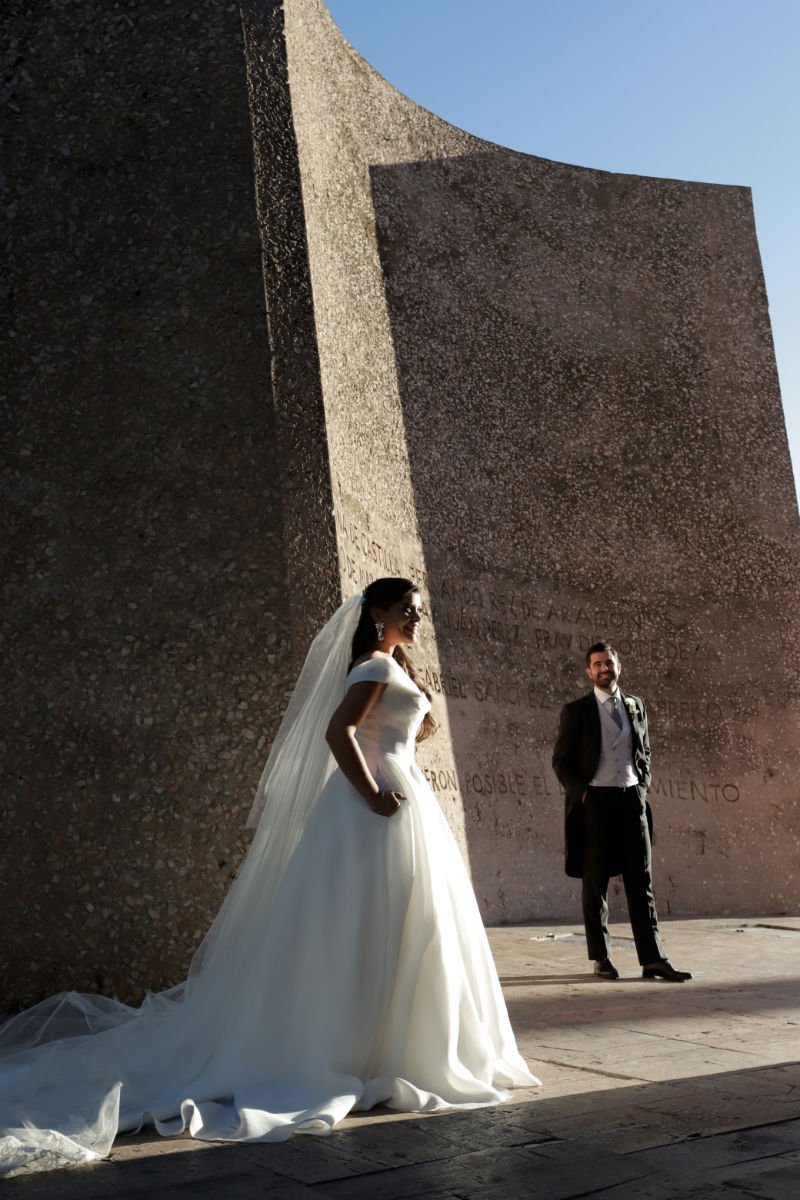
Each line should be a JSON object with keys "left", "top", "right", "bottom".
{"left": 374, "top": 619, "right": 385, "bottom": 643}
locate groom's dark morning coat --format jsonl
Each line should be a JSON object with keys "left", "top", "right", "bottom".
{"left": 552, "top": 690, "right": 653, "bottom": 879}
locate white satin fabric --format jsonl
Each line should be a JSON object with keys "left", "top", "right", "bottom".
{"left": 0, "top": 654, "right": 538, "bottom": 1177}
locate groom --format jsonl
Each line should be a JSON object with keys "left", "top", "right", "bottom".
{"left": 552, "top": 642, "right": 692, "bottom": 982}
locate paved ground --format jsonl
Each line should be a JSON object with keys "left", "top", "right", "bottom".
{"left": 5, "top": 917, "right": 800, "bottom": 1198}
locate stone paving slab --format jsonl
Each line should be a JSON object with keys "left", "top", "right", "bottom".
{"left": 4, "top": 918, "right": 800, "bottom": 1198}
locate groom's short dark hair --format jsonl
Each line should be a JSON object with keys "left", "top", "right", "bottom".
{"left": 585, "top": 641, "right": 619, "bottom": 666}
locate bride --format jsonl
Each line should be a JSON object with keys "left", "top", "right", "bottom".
{"left": 0, "top": 577, "right": 539, "bottom": 1177}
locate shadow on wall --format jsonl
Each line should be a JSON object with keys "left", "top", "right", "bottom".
{"left": 368, "top": 148, "right": 773, "bottom": 920}
{"left": 2, "top": 1, "right": 292, "bottom": 1006}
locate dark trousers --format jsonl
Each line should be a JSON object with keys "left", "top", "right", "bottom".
{"left": 582, "top": 785, "right": 664, "bottom": 965}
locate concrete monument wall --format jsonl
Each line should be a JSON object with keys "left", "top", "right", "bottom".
{"left": 3, "top": 0, "right": 798, "bottom": 1010}
{"left": 244, "top": 0, "right": 800, "bottom": 922}
{"left": 2, "top": 2, "right": 294, "bottom": 1009}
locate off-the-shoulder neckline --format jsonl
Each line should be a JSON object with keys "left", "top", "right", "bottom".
{"left": 346, "top": 656, "right": 425, "bottom": 697}
{"left": 347, "top": 653, "right": 401, "bottom": 677}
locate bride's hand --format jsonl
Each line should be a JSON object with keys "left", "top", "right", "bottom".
{"left": 370, "top": 789, "right": 406, "bottom": 818}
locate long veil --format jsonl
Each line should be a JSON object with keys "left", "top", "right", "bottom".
{"left": 190, "top": 593, "right": 363, "bottom": 976}
{"left": 0, "top": 593, "right": 364, "bottom": 1176}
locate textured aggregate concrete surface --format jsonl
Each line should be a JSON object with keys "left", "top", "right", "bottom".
{"left": 3, "top": 1, "right": 294, "bottom": 1009}
{"left": 247, "top": 0, "right": 800, "bottom": 927}
{"left": 5, "top": 919, "right": 799, "bottom": 1199}
{"left": 6, "top": 0, "right": 800, "bottom": 1014}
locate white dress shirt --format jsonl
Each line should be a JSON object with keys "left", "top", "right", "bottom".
{"left": 589, "top": 687, "right": 640, "bottom": 788}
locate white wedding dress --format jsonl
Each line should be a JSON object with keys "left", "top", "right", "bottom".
{"left": 0, "top": 653, "right": 538, "bottom": 1177}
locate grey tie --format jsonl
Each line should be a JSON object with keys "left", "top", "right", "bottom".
{"left": 608, "top": 695, "right": 623, "bottom": 730}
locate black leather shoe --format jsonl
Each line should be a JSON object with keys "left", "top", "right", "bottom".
{"left": 642, "top": 959, "right": 693, "bottom": 982}
{"left": 594, "top": 958, "right": 620, "bottom": 980}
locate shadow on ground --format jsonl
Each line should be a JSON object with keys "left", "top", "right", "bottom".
{"left": 6, "top": 1062, "right": 800, "bottom": 1200}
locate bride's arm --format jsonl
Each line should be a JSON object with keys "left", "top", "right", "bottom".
{"left": 325, "top": 682, "right": 404, "bottom": 817}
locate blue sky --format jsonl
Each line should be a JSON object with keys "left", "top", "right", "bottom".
{"left": 327, "top": 0, "right": 800, "bottom": 504}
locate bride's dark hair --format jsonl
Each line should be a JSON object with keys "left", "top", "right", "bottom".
{"left": 351, "top": 577, "right": 437, "bottom": 742}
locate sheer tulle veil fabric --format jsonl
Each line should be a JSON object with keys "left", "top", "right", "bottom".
{"left": 0, "top": 594, "right": 364, "bottom": 1173}
{"left": 192, "top": 593, "right": 363, "bottom": 975}
{"left": 246, "top": 594, "right": 362, "bottom": 828}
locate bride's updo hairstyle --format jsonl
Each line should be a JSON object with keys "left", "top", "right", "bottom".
{"left": 351, "top": 577, "right": 437, "bottom": 742}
